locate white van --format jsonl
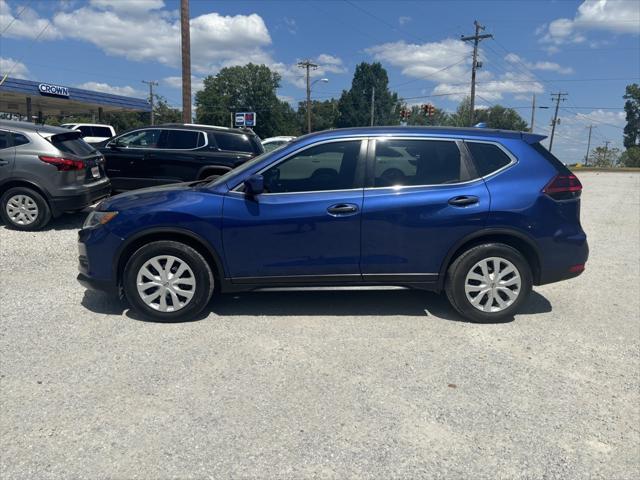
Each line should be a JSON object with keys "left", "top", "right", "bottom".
{"left": 60, "top": 123, "right": 116, "bottom": 145}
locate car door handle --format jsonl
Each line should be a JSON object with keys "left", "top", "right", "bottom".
{"left": 327, "top": 203, "right": 359, "bottom": 216}
{"left": 448, "top": 195, "right": 479, "bottom": 207}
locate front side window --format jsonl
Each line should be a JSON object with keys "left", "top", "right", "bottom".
{"left": 115, "top": 129, "right": 161, "bottom": 148}
{"left": 262, "top": 140, "right": 363, "bottom": 193}
{"left": 466, "top": 142, "right": 513, "bottom": 177}
{"left": 162, "top": 130, "right": 203, "bottom": 150}
{"left": 373, "top": 139, "right": 467, "bottom": 187}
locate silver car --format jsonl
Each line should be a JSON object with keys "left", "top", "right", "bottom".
{"left": 0, "top": 120, "right": 111, "bottom": 230}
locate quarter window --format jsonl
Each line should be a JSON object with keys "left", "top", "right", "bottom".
{"left": 13, "top": 133, "right": 29, "bottom": 146}
{"left": 262, "top": 141, "right": 363, "bottom": 193}
{"left": 0, "top": 131, "right": 9, "bottom": 149}
{"left": 115, "top": 129, "right": 161, "bottom": 148}
{"left": 466, "top": 142, "right": 512, "bottom": 176}
{"left": 373, "top": 139, "right": 467, "bottom": 187}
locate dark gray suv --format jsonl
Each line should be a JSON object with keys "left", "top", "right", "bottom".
{"left": 0, "top": 121, "right": 111, "bottom": 230}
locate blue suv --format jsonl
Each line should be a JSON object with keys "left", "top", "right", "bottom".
{"left": 78, "top": 127, "right": 588, "bottom": 323}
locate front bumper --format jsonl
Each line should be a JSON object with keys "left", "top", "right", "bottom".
{"left": 50, "top": 181, "right": 112, "bottom": 217}
{"left": 76, "top": 272, "right": 119, "bottom": 295}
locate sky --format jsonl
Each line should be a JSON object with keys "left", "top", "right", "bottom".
{"left": 1, "top": 0, "right": 639, "bottom": 163}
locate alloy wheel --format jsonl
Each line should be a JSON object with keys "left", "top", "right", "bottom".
{"left": 6, "top": 194, "right": 39, "bottom": 225}
{"left": 464, "top": 256, "right": 522, "bottom": 313}
{"left": 136, "top": 255, "right": 196, "bottom": 312}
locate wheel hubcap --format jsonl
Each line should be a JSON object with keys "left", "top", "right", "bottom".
{"left": 464, "top": 257, "right": 521, "bottom": 313}
{"left": 6, "top": 195, "right": 39, "bottom": 225}
{"left": 136, "top": 255, "right": 196, "bottom": 312}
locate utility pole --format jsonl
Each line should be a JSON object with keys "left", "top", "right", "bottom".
{"left": 584, "top": 125, "right": 595, "bottom": 165}
{"left": 529, "top": 94, "right": 536, "bottom": 132}
{"left": 370, "top": 86, "right": 375, "bottom": 126}
{"left": 603, "top": 140, "right": 611, "bottom": 166}
{"left": 142, "top": 80, "right": 158, "bottom": 125}
{"left": 548, "top": 92, "right": 568, "bottom": 152}
{"left": 461, "top": 20, "right": 492, "bottom": 126}
{"left": 180, "top": 0, "right": 192, "bottom": 123}
{"left": 298, "top": 59, "right": 318, "bottom": 133}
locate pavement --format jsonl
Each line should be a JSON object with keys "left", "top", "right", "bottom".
{"left": 1, "top": 171, "right": 638, "bottom": 479}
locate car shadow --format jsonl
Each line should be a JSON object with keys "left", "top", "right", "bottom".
{"left": 81, "top": 288, "right": 552, "bottom": 325}
{"left": 0, "top": 209, "right": 90, "bottom": 232}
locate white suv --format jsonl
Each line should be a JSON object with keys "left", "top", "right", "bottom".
{"left": 61, "top": 123, "right": 116, "bottom": 145}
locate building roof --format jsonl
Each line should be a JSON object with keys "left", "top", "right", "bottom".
{"left": 0, "top": 77, "right": 151, "bottom": 116}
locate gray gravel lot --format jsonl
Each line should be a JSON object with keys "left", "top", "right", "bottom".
{"left": 1, "top": 171, "right": 639, "bottom": 479}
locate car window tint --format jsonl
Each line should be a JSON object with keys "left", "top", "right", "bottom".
{"left": 92, "top": 127, "right": 112, "bottom": 137}
{"left": 263, "top": 141, "right": 362, "bottom": 193}
{"left": 77, "top": 126, "right": 93, "bottom": 136}
{"left": 13, "top": 133, "right": 29, "bottom": 146}
{"left": 0, "top": 131, "right": 9, "bottom": 149}
{"left": 373, "top": 139, "right": 464, "bottom": 187}
{"left": 116, "top": 129, "right": 161, "bottom": 148}
{"left": 215, "top": 132, "right": 254, "bottom": 152}
{"left": 163, "top": 130, "right": 201, "bottom": 149}
{"left": 466, "top": 142, "right": 512, "bottom": 176}
{"left": 51, "top": 133, "right": 96, "bottom": 156}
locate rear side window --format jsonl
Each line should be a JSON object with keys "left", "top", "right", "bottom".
{"left": 92, "top": 127, "right": 113, "bottom": 138}
{"left": 466, "top": 142, "right": 512, "bottom": 177}
{"left": 77, "top": 126, "right": 94, "bottom": 137}
{"left": 50, "top": 132, "right": 96, "bottom": 156}
{"left": 0, "top": 131, "right": 9, "bottom": 149}
{"left": 373, "top": 139, "right": 467, "bottom": 187}
{"left": 13, "top": 133, "right": 29, "bottom": 146}
{"left": 162, "top": 130, "right": 204, "bottom": 149}
{"left": 214, "top": 132, "right": 254, "bottom": 153}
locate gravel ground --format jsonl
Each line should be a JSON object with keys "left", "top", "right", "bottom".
{"left": 1, "top": 171, "right": 638, "bottom": 479}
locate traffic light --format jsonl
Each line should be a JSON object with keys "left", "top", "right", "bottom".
{"left": 421, "top": 104, "right": 436, "bottom": 117}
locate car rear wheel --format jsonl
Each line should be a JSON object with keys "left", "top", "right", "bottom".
{"left": 444, "top": 243, "right": 532, "bottom": 322}
{"left": 0, "top": 187, "right": 51, "bottom": 231}
{"left": 123, "top": 241, "right": 214, "bottom": 322}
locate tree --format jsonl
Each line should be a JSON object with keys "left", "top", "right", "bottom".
{"left": 336, "top": 62, "right": 399, "bottom": 127}
{"left": 297, "top": 99, "right": 339, "bottom": 132}
{"left": 623, "top": 83, "right": 640, "bottom": 149}
{"left": 195, "top": 63, "right": 298, "bottom": 138}
{"left": 588, "top": 145, "right": 621, "bottom": 168}
{"left": 401, "top": 104, "right": 451, "bottom": 126}
{"left": 449, "top": 98, "right": 527, "bottom": 130}
{"left": 620, "top": 146, "right": 640, "bottom": 167}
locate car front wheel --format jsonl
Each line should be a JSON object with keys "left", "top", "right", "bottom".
{"left": 123, "top": 240, "right": 214, "bottom": 322}
{"left": 445, "top": 243, "right": 532, "bottom": 322}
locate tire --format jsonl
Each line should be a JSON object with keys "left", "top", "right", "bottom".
{"left": 0, "top": 187, "right": 52, "bottom": 231}
{"left": 444, "top": 243, "right": 532, "bottom": 323}
{"left": 122, "top": 240, "right": 215, "bottom": 322}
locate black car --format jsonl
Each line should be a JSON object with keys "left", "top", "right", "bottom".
{"left": 99, "top": 124, "right": 263, "bottom": 191}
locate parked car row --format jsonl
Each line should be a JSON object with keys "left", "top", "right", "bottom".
{"left": 0, "top": 120, "right": 265, "bottom": 229}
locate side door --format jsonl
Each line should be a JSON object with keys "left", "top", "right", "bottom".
{"left": 361, "top": 137, "right": 491, "bottom": 284}
{"left": 222, "top": 139, "right": 367, "bottom": 282}
{"left": 103, "top": 128, "right": 161, "bottom": 191}
{"left": 0, "top": 130, "right": 16, "bottom": 179}
{"left": 144, "top": 129, "right": 207, "bottom": 183}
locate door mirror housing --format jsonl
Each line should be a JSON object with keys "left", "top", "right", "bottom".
{"left": 244, "top": 174, "right": 264, "bottom": 196}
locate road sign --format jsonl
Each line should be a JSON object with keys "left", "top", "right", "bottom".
{"left": 234, "top": 112, "right": 257, "bottom": 127}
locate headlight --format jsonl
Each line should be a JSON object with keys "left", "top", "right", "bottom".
{"left": 83, "top": 211, "right": 118, "bottom": 229}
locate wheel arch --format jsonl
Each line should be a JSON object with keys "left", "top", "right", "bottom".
{"left": 114, "top": 227, "right": 225, "bottom": 290}
{"left": 438, "top": 228, "right": 542, "bottom": 289}
{"left": 0, "top": 179, "right": 51, "bottom": 203}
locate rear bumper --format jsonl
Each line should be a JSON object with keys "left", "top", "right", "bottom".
{"left": 537, "top": 237, "right": 589, "bottom": 285}
{"left": 50, "top": 181, "right": 111, "bottom": 216}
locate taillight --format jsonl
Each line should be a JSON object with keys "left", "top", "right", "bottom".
{"left": 542, "top": 173, "right": 582, "bottom": 200}
{"left": 39, "top": 155, "right": 85, "bottom": 171}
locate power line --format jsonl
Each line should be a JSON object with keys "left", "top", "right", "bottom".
{"left": 0, "top": 0, "right": 32, "bottom": 35}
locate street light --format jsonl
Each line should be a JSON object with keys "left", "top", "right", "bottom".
{"left": 306, "top": 78, "right": 329, "bottom": 133}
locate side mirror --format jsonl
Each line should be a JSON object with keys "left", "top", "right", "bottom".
{"left": 244, "top": 174, "right": 264, "bottom": 196}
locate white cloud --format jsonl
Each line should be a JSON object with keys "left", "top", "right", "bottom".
{"left": 283, "top": 17, "right": 297, "bottom": 34}
{"left": 0, "top": 0, "right": 61, "bottom": 39}
{"left": 399, "top": 16, "right": 411, "bottom": 25}
{"left": 0, "top": 56, "right": 30, "bottom": 79}
{"left": 89, "top": 0, "right": 165, "bottom": 15}
{"left": 75, "top": 81, "right": 146, "bottom": 98}
{"left": 538, "top": 0, "right": 640, "bottom": 47}
{"left": 273, "top": 54, "right": 347, "bottom": 89}
{"left": 505, "top": 53, "right": 574, "bottom": 75}
{"left": 52, "top": 7, "right": 272, "bottom": 75}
